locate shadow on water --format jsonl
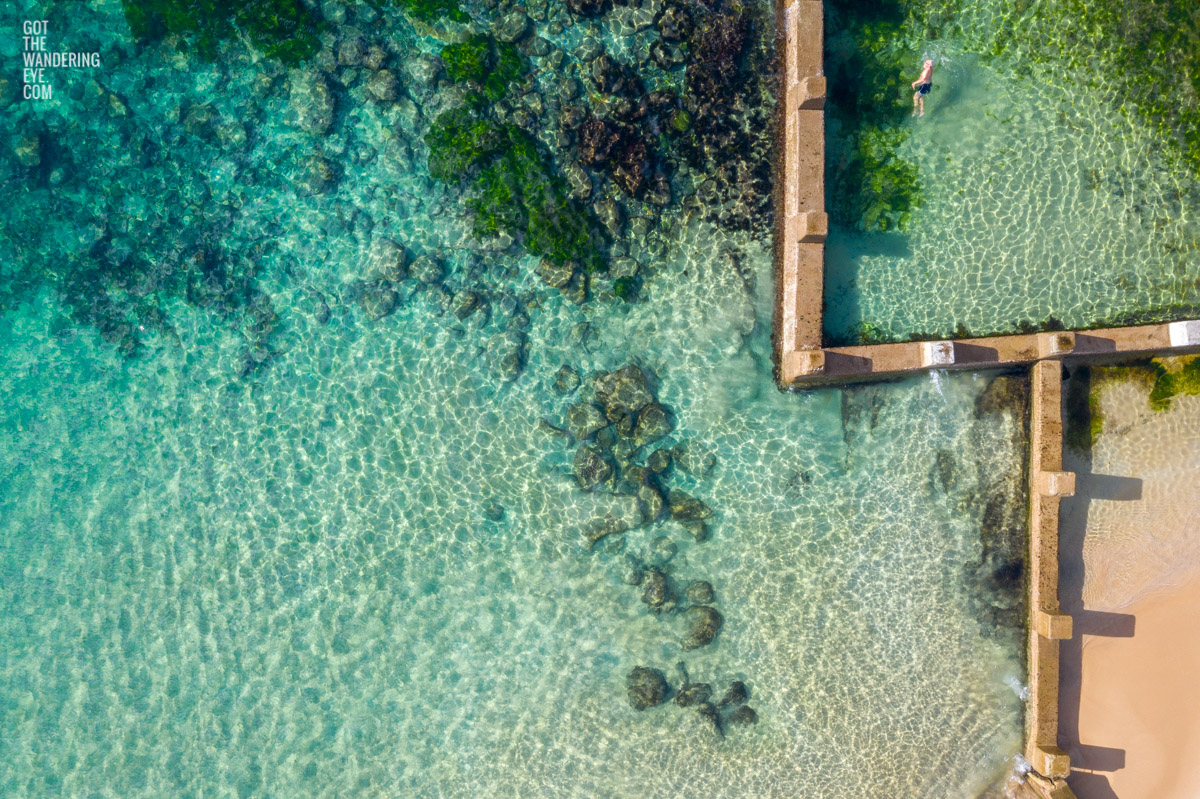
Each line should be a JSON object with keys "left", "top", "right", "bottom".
{"left": 824, "top": 228, "right": 913, "bottom": 344}
{"left": 1057, "top": 366, "right": 1135, "bottom": 799}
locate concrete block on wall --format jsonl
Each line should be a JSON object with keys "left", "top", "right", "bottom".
{"left": 1034, "top": 610, "right": 1073, "bottom": 641}
{"left": 797, "top": 210, "right": 828, "bottom": 243}
{"left": 1036, "top": 470, "right": 1075, "bottom": 497}
{"left": 1168, "top": 319, "right": 1200, "bottom": 347}
{"left": 1038, "top": 331, "right": 1075, "bottom": 357}
{"left": 920, "top": 341, "right": 955, "bottom": 367}
{"left": 799, "top": 76, "right": 826, "bottom": 109}
{"left": 1029, "top": 745, "right": 1071, "bottom": 779}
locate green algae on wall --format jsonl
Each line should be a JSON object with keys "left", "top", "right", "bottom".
{"left": 1066, "top": 356, "right": 1200, "bottom": 451}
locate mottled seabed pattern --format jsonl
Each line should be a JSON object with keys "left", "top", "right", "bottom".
{"left": 826, "top": 0, "right": 1200, "bottom": 345}
{"left": 3, "top": 0, "right": 1024, "bottom": 796}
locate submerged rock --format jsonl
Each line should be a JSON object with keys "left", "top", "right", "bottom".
{"left": 365, "top": 69, "right": 400, "bottom": 102}
{"left": 621, "top": 555, "right": 644, "bottom": 585}
{"left": 681, "top": 520, "right": 710, "bottom": 542}
{"left": 337, "top": 37, "right": 365, "bottom": 66}
{"left": 355, "top": 281, "right": 399, "bottom": 320}
{"left": 667, "top": 490, "right": 713, "bottom": 523}
{"left": 488, "top": 330, "right": 527, "bottom": 382}
{"left": 655, "top": 2, "right": 693, "bottom": 40}
{"left": 641, "top": 567, "right": 669, "bottom": 610}
{"left": 681, "top": 605, "right": 723, "bottom": 650}
{"left": 495, "top": 12, "right": 530, "bottom": 42}
{"left": 648, "top": 535, "right": 677, "bottom": 564}
{"left": 674, "top": 440, "right": 716, "bottom": 477}
{"left": 566, "top": 401, "right": 608, "bottom": 440}
{"left": 593, "top": 196, "right": 623, "bottom": 238}
{"left": 673, "top": 662, "right": 713, "bottom": 708}
{"left": 675, "top": 682, "right": 713, "bottom": 708}
{"left": 633, "top": 402, "right": 674, "bottom": 447}
{"left": 584, "top": 515, "right": 630, "bottom": 549}
{"left": 636, "top": 483, "right": 664, "bottom": 523}
{"left": 579, "top": 117, "right": 620, "bottom": 166}
{"left": 363, "top": 45, "right": 389, "bottom": 71}
{"left": 647, "top": 448, "right": 673, "bottom": 474}
{"left": 453, "top": 290, "right": 482, "bottom": 320}
{"left": 716, "top": 680, "right": 748, "bottom": 709}
{"left": 567, "top": 0, "right": 611, "bottom": 16}
{"left": 286, "top": 71, "right": 336, "bottom": 135}
{"left": 574, "top": 445, "right": 614, "bottom": 491}
{"left": 301, "top": 155, "right": 339, "bottom": 194}
{"left": 626, "top": 666, "right": 668, "bottom": 710}
{"left": 363, "top": 237, "right": 408, "bottom": 281}
{"left": 696, "top": 701, "right": 724, "bottom": 738}
{"left": 727, "top": 706, "right": 758, "bottom": 726}
{"left": 13, "top": 134, "right": 41, "bottom": 168}
{"left": 595, "top": 364, "right": 654, "bottom": 417}
{"left": 685, "top": 580, "right": 714, "bottom": 604}
{"left": 554, "top": 365, "right": 581, "bottom": 395}
{"left": 409, "top": 255, "right": 445, "bottom": 284}
{"left": 537, "top": 258, "right": 576, "bottom": 289}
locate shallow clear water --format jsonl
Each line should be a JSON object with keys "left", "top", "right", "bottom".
{"left": 826, "top": 7, "right": 1200, "bottom": 344}
{"left": 3, "top": 0, "right": 1025, "bottom": 796}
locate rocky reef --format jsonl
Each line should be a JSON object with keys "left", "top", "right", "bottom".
{"left": 540, "top": 361, "right": 758, "bottom": 726}
{"left": 2, "top": 0, "right": 777, "bottom": 363}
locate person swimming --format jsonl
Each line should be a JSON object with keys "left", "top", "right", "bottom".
{"left": 911, "top": 59, "right": 933, "bottom": 117}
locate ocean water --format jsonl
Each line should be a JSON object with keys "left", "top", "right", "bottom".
{"left": 825, "top": 2, "right": 1200, "bottom": 344}
{"left": 3, "top": 0, "right": 1025, "bottom": 796}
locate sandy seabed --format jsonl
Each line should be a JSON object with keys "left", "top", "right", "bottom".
{"left": 1061, "top": 377, "right": 1200, "bottom": 799}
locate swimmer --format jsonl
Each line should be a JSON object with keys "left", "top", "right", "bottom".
{"left": 911, "top": 59, "right": 933, "bottom": 117}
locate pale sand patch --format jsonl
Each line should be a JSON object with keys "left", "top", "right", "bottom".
{"left": 1060, "top": 376, "right": 1200, "bottom": 798}
{"left": 1069, "top": 580, "right": 1200, "bottom": 798}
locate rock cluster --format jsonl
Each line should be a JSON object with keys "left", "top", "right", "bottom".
{"left": 556, "top": 0, "right": 775, "bottom": 234}
{"left": 626, "top": 666, "right": 669, "bottom": 710}
{"left": 544, "top": 362, "right": 742, "bottom": 657}
{"left": 624, "top": 662, "right": 758, "bottom": 738}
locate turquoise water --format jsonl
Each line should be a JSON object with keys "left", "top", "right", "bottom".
{"left": 826, "top": 3, "right": 1200, "bottom": 344}
{"left": 4, "top": 0, "right": 1025, "bottom": 795}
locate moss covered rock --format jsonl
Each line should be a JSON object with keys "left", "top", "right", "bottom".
{"left": 441, "top": 35, "right": 527, "bottom": 100}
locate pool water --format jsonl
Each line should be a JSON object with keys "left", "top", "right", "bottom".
{"left": 3, "top": 0, "right": 1026, "bottom": 796}
{"left": 826, "top": 1, "right": 1200, "bottom": 345}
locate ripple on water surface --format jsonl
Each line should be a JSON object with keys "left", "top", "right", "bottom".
{"left": 826, "top": 4, "right": 1200, "bottom": 344}
{"left": 2, "top": 0, "right": 1024, "bottom": 795}
{"left": 1, "top": 280, "right": 1028, "bottom": 797}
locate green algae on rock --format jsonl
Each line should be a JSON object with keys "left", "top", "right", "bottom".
{"left": 121, "top": 0, "right": 320, "bottom": 63}
{"left": 440, "top": 35, "right": 527, "bottom": 100}
{"left": 425, "top": 108, "right": 603, "bottom": 270}
{"left": 389, "top": 0, "right": 468, "bottom": 24}
{"left": 1071, "top": 356, "right": 1200, "bottom": 452}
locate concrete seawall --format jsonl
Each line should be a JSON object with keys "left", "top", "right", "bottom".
{"left": 1025, "top": 360, "right": 1075, "bottom": 784}
{"left": 770, "top": 5, "right": 1200, "bottom": 795}
{"left": 774, "top": 0, "right": 826, "bottom": 357}
{"left": 782, "top": 323, "right": 1200, "bottom": 386}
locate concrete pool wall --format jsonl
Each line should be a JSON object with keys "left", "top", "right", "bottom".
{"left": 774, "top": 0, "right": 826, "bottom": 366}
{"left": 772, "top": 4, "right": 1200, "bottom": 796}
